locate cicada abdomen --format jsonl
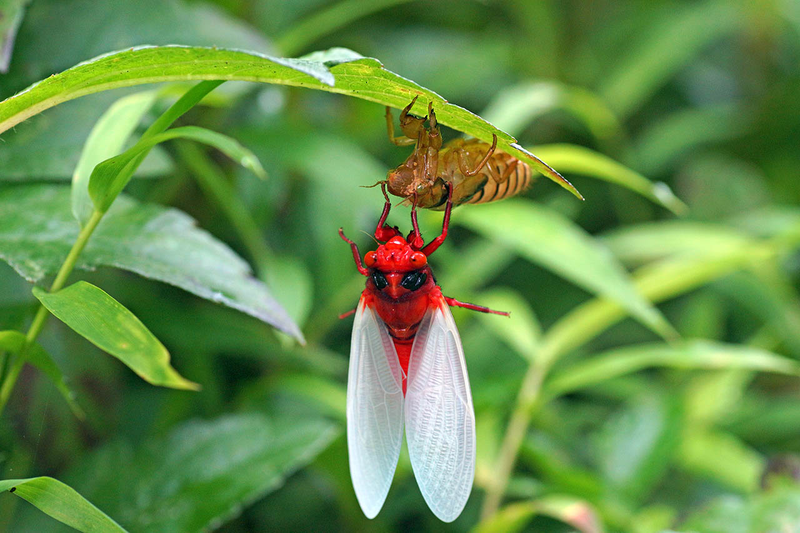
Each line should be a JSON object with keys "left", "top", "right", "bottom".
{"left": 384, "top": 97, "right": 534, "bottom": 210}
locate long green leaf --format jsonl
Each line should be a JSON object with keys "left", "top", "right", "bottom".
{"left": 89, "top": 125, "right": 265, "bottom": 212}
{"left": 71, "top": 91, "right": 157, "bottom": 225}
{"left": 0, "top": 330, "right": 83, "bottom": 418}
{"left": 33, "top": 281, "right": 199, "bottom": 391}
{"left": 474, "top": 496, "right": 601, "bottom": 533}
{"left": 544, "top": 341, "right": 800, "bottom": 398}
{"left": 456, "top": 199, "right": 676, "bottom": 339}
{"left": 0, "top": 184, "right": 302, "bottom": 342}
{"left": 530, "top": 144, "right": 687, "bottom": 215}
{"left": 0, "top": 46, "right": 581, "bottom": 198}
{"left": 0, "top": 477, "right": 126, "bottom": 533}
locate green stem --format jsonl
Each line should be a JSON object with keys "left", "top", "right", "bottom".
{"left": 0, "top": 210, "right": 104, "bottom": 416}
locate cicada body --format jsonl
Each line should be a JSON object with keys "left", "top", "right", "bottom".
{"left": 385, "top": 97, "right": 533, "bottom": 210}
{"left": 339, "top": 185, "right": 507, "bottom": 522}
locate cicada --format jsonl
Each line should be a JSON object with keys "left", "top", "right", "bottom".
{"left": 339, "top": 184, "right": 507, "bottom": 522}
{"left": 384, "top": 96, "right": 533, "bottom": 209}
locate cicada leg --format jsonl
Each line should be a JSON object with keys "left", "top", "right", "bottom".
{"left": 444, "top": 296, "right": 509, "bottom": 316}
{"left": 374, "top": 182, "right": 402, "bottom": 242}
{"left": 421, "top": 183, "right": 453, "bottom": 256}
{"left": 484, "top": 156, "right": 519, "bottom": 184}
{"left": 338, "top": 228, "right": 369, "bottom": 276}
{"left": 407, "top": 195, "right": 425, "bottom": 250}
{"left": 457, "top": 134, "right": 498, "bottom": 177}
{"left": 385, "top": 104, "right": 417, "bottom": 146}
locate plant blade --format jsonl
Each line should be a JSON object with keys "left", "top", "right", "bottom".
{"left": 71, "top": 91, "right": 158, "bottom": 225}
{"left": 33, "top": 281, "right": 199, "bottom": 391}
{"left": 0, "top": 477, "right": 126, "bottom": 533}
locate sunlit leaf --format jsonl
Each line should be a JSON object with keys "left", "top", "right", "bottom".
{"left": 457, "top": 199, "right": 676, "bottom": 339}
{"left": 0, "top": 477, "right": 125, "bottom": 533}
{"left": 0, "top": 46, "right": 581, "bottom": 198}
{"left": 530, "top": 144, "right": 687, "bottom": 215}
{"left": 0, "top": 184, "right": 303, "bottom": 342}
{"left": 545, "top": 341, "right": 800, "bottom": 398}
{"left": 33, "top": 281, "right": 199, "bottom": 391}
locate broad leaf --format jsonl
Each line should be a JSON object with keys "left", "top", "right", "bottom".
{"left": 89, "top": 125, "right": 266, "bottom": 213}
{"left": 0, "top": 476, "right": 125, "bottom": 533}
{"left": 456, "top": 199, "right": 675, "bottom": 339}
{"left": 0, "top": 330, "right": 83, "bottom": 418}
{"left": 0, "top": 46, "right": 581, "bottom": 198}
{"left": 545, "top": 341, "right": 800, "bottom": 398}
{"left": 45, "top": 414, "right": 338, "bottom": 532}
{"left": 72, "top": 91, "right": 158, "bottom": 225}
{"left": 33, "top": 282, "right": 198, "bottom": 391}
{"left": 0, "top": 184, "right": 303, "bottom": 342}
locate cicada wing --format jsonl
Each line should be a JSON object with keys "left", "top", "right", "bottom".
{"left": 405, "top": 298, "right": 476, "bottom": 523}
{"left": 347, "top": 297, "right": 405, "bottom": 519}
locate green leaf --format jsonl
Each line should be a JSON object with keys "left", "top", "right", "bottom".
{"left": 0, "top": 476, "right": 126, "bottom": 533}
{"left": 679, "top": 429, "right": 763, "bottom": 493}
{"left": 89, "top": 125, "right": 265, "bottom": 213}
{"left": 0, "top": 330, "right": 84, "bottom": 419}
{"left": 53, "top": 414, "right": 338, "bottom": 532}
{"left": 0, "top": 45, "right": 582, "bottom": 198}
{"left": 0, "top": 184, "right": 303, "bottom": 342}
{"left": 602, "top": 221, "right": 752, "bottom": 265}
{"left": 72, "top": 91, "right": 158, "bottom": 225}
{"left": 456, "top": 199, "right": 675, "bottom": 339}
{"left": 33, "top": 281, "right": 199, "bottom": 391}
{"left": 545, "top": 341, "right": 800, "bottom": 399}
{"left": 530, "top": 144, "right": 688, "bottom": 215}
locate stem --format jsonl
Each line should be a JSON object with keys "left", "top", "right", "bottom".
{"left": 0, "top": 210, "right": 104, "bottom": 416}
{"left": 480, "top": 352, "right": 553, "bottom": 519}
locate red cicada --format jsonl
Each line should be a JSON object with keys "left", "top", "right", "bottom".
{"left": 339, "top": 184, "right": 507, "bottom": 522}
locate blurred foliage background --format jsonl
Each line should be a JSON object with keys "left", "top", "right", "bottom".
{"left": 1, "top": 0, "right": 800, "bottom": 531}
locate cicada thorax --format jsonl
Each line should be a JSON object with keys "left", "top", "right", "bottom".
{"left": 385, "top": 98, "right": 534, "bottom": 210}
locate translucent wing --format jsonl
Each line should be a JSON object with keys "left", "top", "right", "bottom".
{"left": 405, "top": 297, "right": 476, "bottom": 522}
{"left": 347, "top": 297, "right": 405, "bottom": 519}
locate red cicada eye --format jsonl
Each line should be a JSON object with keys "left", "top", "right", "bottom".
{"left": 364, "top": 251, "right": 377, "bottom": 267}
{"left": 409, "top": 252, "right": 427, "bottom": 267}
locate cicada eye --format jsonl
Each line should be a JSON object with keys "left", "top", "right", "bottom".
{"left": 364, "top": 251, "right": 377, "bottom": 267}
{"left": 400, "top": 271, "right": 427, "bottom": 291}
{"left": 371, "top": 270, "right": 388, "bottom": 290}
{"left": 409, "top": 252, "right": 427, "bottom": 267}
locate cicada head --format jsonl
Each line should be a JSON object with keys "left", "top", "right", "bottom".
{"left": 365, "top": 235, "right": 427, "bottom": 272}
